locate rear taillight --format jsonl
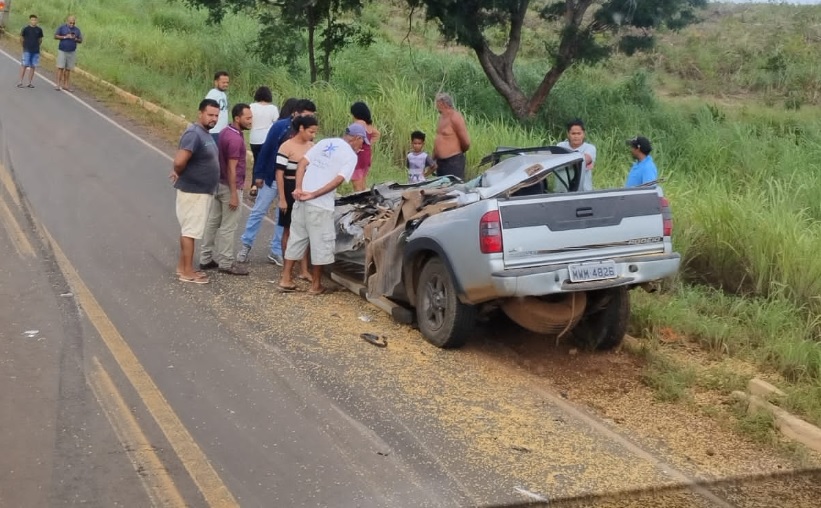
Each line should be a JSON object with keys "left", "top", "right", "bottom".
{"left": 479, "top": 210, "right": 503, "bottom": 254}
{"left": 660, "top": 197, "right": 673, "bottom": 237}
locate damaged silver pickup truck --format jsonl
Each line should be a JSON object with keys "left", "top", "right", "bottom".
{"left": 332, "top": 146, "right": 680, "bottom": 350}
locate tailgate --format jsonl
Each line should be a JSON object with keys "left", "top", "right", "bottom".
{"left": 498, "top": 189, "right": 665, "bottom": 268}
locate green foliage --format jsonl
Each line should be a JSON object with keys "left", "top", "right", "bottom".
{"left": 180, "top": 0, "right": 373, "bottom": 82}
{"left": 647, "top": 3, "right": 821, "bottom": 106}
{"left": 406, "top": 0, "right": 704, "bottom": 117}
{"left": 641, "top": 352, "right": 697, "bottom": 402}
{"left": 6, "top": 1, "right": 821, "bottom": 422}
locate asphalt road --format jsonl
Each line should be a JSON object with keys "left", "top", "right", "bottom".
{"left": 0, "top": 55, "right": 468, "bottom": 507}
{"left": 2, "top": 50, "right": 820, "bottom": 508}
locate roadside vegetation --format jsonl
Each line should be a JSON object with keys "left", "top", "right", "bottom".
{"left": 4, "top": 0, "right": 821, "bottom": 429}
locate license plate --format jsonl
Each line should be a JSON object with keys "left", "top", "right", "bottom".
{"left": 568, "top": 260, "right": 617, "bottom": 283}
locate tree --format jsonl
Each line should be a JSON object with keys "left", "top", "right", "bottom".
{"left": 407, "top": 0, "right": 705, "bottom": 119}
{"left": 181, "top": 0, "right": 373, "bottom": 82}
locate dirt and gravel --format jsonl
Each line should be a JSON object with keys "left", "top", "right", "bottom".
{"left": 184, "top": 256, "right": 821, "bottom": 507}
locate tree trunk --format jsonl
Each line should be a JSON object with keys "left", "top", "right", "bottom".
{"left": 322, "top": 11, "right": 332, "bottom": 82}
{"left": 308, "top": 22, "right": 317, "bottom": 83}
{"left": 470, "top": 0, "right": 532, "bottom": 119}
{"left": 474, "top": 47, "right": 531, "bottom": 119}
{"left": 525, "top": 64, "right": 567, "bottom": 117}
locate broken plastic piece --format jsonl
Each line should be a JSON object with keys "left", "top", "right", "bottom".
{"left": 360, "top": 333, "right": 387, "bottom": 348}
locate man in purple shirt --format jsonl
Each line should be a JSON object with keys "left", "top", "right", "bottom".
{"left": 200, "top": 103, "right": 252, "bottom": 275}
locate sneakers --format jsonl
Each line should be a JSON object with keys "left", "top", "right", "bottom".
{"left": 199, "top": 260, "right": 219, "bottom": 270}
{"left": 236, "top": 244, "right": 252, "bottom": 263}
{"left": 267, "top": 253, "right": 284, "bottom": 266}
{"left": 218, "top": 263, "right": 250, "bottom": 276}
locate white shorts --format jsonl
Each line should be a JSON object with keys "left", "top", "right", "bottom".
{"left": 176, "top": 190, "right": 211, "bottom": 239}
{"left": 284, "top": 202, "right": 335, "bottom": 265}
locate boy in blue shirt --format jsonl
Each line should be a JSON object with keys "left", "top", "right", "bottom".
{"left": 625, "top": 136, "right": 658, "bottom": 187}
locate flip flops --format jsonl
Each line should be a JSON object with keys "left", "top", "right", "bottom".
{"left": 307, "top": 286, "right": 333, "bottom": 296}
{"left": 179, "top": 274, "right": 209, "bottom": 284}
{"left": 274, "top": 283, "right": 298, "bottom": 293}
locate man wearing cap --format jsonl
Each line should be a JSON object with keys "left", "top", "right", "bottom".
{"left": 277, "top": 123, "right": 366, "bottom": 294}
{"left": 625, "top": 136, "right": 658, "bottom": 187}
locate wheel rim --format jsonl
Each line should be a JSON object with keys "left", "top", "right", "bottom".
{"left": 422, "top": 273, "right": 446, "bottom": 331}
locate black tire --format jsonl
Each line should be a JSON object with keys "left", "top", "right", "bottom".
{"left": 571, "top": 287, "right": 630, "bottom": 350}
{"left": 415, "top": 257, "right": 476, "bottom": 348}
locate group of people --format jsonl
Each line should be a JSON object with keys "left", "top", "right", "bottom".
{"left": 169, "top": 69, "right": 657, "bottom": 290}
{"left": 555, "top": 118, "right": 658, "bottom": 190}
{"left": 16, "top": 14, "right": 82, "bottom": 91}
{"left": 170, "top": 72, "right": 368, "bottom": 293}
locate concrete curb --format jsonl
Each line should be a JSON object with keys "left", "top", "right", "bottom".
{"left": 36, "top": 49, "right": 258, "bottom": 170}
{"left": 731, "top": 378, "right": 821, "bottom": 454}
{"left": 37, "top": 50, "right": 190, "bottom": 129}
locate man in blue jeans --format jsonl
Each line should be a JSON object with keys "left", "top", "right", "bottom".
{"left": 18, "top": 15, "right": 43, "bottom": 88}
{"left": 236, "top": 99, "right": 317, "bottom": 265}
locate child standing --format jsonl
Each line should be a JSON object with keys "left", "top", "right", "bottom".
{"left": 406, "top": 131, "right": 435, "bottom": 184}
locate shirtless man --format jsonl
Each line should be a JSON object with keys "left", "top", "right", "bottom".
{"left": 433, "top": 92, "right": 471, "bottom": 180}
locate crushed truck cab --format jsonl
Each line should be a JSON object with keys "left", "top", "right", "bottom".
{"left": 333, "top": 146, "right": 680, "bottom": 350}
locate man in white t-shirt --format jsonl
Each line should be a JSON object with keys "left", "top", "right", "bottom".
{"left": 277, "top": 124, "right": 366, "bottom": 294}
{"left": 205, "top": 71, "right": 230, "bottom": 144}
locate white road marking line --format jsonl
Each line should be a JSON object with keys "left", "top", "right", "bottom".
{"left": 0, "top": 48, "right": 275, "bottom": 226}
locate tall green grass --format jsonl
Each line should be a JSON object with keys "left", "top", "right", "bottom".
{"left": 7, "top": 1, "right": 821, "bottom": 404}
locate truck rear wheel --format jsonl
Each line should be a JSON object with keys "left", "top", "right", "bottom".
{"left": 571, "top": 287, "right": 630, "bottom": 350}
{"left": 416, "top": 257, "right": 476, "bottom": 348}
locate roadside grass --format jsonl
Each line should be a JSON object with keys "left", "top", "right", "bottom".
{"left": 632, "top": 288, "right": 821, "bottom": 427}
{"left": 5, "top": 0, "right": 821, "bottom": 432}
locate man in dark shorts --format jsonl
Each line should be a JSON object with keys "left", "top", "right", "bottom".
{"left": 433, "top": 92, "right": 471, "bottom": 180}
{"left": 169, "top": 99, "right": 220, "bottom": 284}
{"left": 18, "top": 14, "right": 43, "bottom": 88}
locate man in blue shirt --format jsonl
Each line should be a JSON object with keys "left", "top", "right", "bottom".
{"left": 54, "top": 15, "right": 83, "bottom": 92}
{"left": 625, "top": 136, "right": 658, "bottom": 187}
{"left": 236, "top": 99, "right": 317, "bottom": 266}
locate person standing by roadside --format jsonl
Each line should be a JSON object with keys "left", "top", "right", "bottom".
{"left": 169, "top": 99, "right": 220, "bottom": 284}
{"left": 276, "top": 115, "right": 318, "bottom": 283}
{"left": 433, "top": 92, "right": 470, "bottom": 180}
{"left": 236, "top": 99, "right": 316, "bottom": 266}
{"left": 350, "top": 101, "right": 381, "bottom": 192}
{"left": 17, "top": 14, "right": 43, "bottom": 89}
{"left": 249, "top": 86, "right": 279, "bottom": 197}
{"left": 205, "top": 71, "right": 230, "bottom": 144}
{"left": 54, "top": 15, "right": 82, "bottom": 92}
{"left": 625, "top": 136, "right": 658, "bottom": 187}
{"left": 199, "top": 103, "right": 253, "bottom": 276}
{"left": 277, "top": 124, "right": 364, "bottom": 295}
{"left": 557, "top": 119, "right": 597, "bottom": 192}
